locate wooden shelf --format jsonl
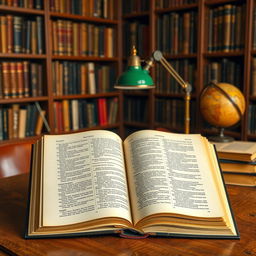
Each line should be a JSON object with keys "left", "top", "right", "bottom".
{"left": 162, "top": 53, "right": 197, "bottom": 59}
{"left": 52, "top": 56, "right": 118, "bottom": 61}
{"left": 122, "top": 11, "right": 150, "bottom": 19}
{"left": 0, "top": 97, "right": 48, "bottom": 104}
{"left": 204, "top": 0, "right": 244, "bottom": 7}
{"left": 0, "top": 53, "right": 46, "bottom": 59}
{"left": 155, "top": 3, "right": 198, "bottom": 13}
{"left": 204, "top": 51, "right": 244, "bottom": 58}
{"left": 53, "top": 92, "right": 120, "bottom": 100}
{"left": 124, "top": 122, "right": 150, "bottom": 128}
{"left": 154, "top": 93, "right": 196, "bottom": 99}
{"left": 50, "top": 12, "right": 118, "bottom": 24}
{"left": 0, "top": 5, "right": 44, "bottom": 15}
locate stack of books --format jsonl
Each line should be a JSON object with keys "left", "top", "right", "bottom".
{"left": 214, "top": 141, "right": 256, "bottom": 187}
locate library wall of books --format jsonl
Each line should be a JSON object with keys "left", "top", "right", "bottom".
{"left": 1, "top": 0, "right": 256, "bottom": 145}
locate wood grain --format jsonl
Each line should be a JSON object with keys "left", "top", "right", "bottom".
{"left": 0, "top": 174, "right": 255, "bottom": 256}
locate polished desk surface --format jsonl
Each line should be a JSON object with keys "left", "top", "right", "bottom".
{"left": 0, "top": 174, "right": 255, "bottom": 256}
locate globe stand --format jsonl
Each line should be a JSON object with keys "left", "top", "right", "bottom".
{"left": 209, "top": 128, "right": 234, "bottom": 142}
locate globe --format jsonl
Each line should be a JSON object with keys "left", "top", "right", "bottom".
{"left": 200, "top": 82, "right": 245, "bottom": 142}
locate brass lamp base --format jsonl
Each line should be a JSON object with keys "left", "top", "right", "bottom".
{"left": 209, "top": 128, "right": 234, "bottom": 143}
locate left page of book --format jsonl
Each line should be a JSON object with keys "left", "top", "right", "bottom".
{"left": 42, "top": 130, "right": 132, "bottom": 227}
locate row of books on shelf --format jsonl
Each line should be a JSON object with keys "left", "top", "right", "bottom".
{"left": 52, "top": 19, "right": 114, "bottom": 57}
{"left": 251, "top": 58, "right": 256, "bottom": 96}
{"left": 0, "top": 103, "right": 45, "bottom": 140}
{"left": 123, "top": 22, "right": 149, "bottom": 58}
{"left": 122, "top": 0, "right": 149, "bottom": 14}
{"left": 124, "top": 97, "right": 148, "bottom": 123}
{"left": 215, "top": 141, "right": 256, "bottom": 187}
{"left": 52, "top": 61, "right": 116, "bottom": 96}
{"left": 253, "top": 8, "right": 256, "bottom": 50}
{"left": 204, "top": 58, "right": 242, "bottom": 89}
{"left": 0, "top": 0, "right": 43, "bottom": 9}
{"left": 208, "top": 4, "right": 245, "bottom": 52}
{"left": 157, "top": 11, "right": 197, "bottom": 55}
{"left": 155, "top": 0, "right": 197, "bottom": 8}
{"left": 0, "top": 61, "right": 43, "bottom": 99}
{"left": 53, "top": 97, "right": 118, "bottom": 133}
{"left": 155, "top": 98, "right": 196, "bottom": 131}
{"left": 247, "top": 104, "right": 256, "bottom": 135}
{"left": 50, "top": 0, "right": 115, "bottom": 19}
{"left": 0, "top": 15, "right": 44, "bottom": 54}
{"left": 155, "top": 60, "right": 195, "bottom": 93}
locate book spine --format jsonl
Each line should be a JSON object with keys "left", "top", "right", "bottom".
{"left": 63, "top": 61, "right": 69, "bottom": 95}
{"left": 25, "top": 20, "right": 31, "bottom": 53}
{"left": 251, "top": 58, "right": 256, "bottom": 96}
{"left": 0, "top": 108, "right": 3, "bottom": 141}
{"left": 35, "top": 0, "right": 43, "bottom": 9}
{"left": 7, "top": 107, "right": 13, "bottom": 139}
{"left": 81, "top": 63, "right": 87, "bottom": 94}
{"left": 66, "top": 21, "right": 72, "bottom": 56}
{"left": 2, "top": 108, "right": 8, "bottom": 140}
{"left": 35, "top": 109, "right": 45, "bottom": 135}
{"left": 37, "top": 63, "right": 43, "bottom": 96}
{"left": 223, "top": 4, "right": 232, "bottom": 52}
{"left": 30, "top": 63, "right": 38, "bottom": 97}
{"left": 6, "top": 15, "right": 13, "bottom": 53}
{"left": 87, "top": 62, "right": 96, "bottom": 94}
{"left": 0, "top": 64, "right": 3, "bottom": 99}
{"left": 0, "top": 16, "right": 7, "bottom": 53}
{"left": 71, "top": 99, "right": 79, "bottom": 130}
{"left": 52, "top": 20, "right": 58, "bottom": 55}
{"left": 62, "top": 99, "right": 70, "bottom": 132}
{"left": 72, "top": 22, "right": 78, "bottom": 56}
{"left": 25, "top": 104, "right": 33, "bottom": 136}
{"left": 18, "top": 108, "right": 26, "bottom": 139}
{"left": 23, "top": 61, "right": 30, "bottom": 97}
{"left": 13, "top": 16, "right": 22, "bottom": 53}
{"left": 2, "top": 62, "right": 11, "bottom": 99}
{"left": 10, "top": 62, "right": 17, "bottom": 98}
{"left": 36, "top": 16, "right": 43, "bottom": 54}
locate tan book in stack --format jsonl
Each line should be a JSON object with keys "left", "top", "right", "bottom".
{"left": 214, "top": 141, "right": 256, "bottom": 187}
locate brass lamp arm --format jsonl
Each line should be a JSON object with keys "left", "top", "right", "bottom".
{"left": 152, "top": 50, "right": 192, "bottom": 93}
{"left": 148, "top": 50, "right": 192, "bottom": 134}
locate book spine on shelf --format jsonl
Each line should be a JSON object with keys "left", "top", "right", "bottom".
{"left": 23, "top": 61, "right": 30, "bottom": 97}
{"left": 10, "top": 62, "right": 17, "bottom": 98}
{"left": 2, "top": 62, "right": 11, "bottom": 99}
{"left": 36, "top": 16, "right": 43, "bottom": 54}
{"left": 0, "top": 16, "right": 7, "bottom": 54}
{"left": 17, "top": 68, "right": 24, "bottom": 96}
{"left": 6, "top": 15, "right": 13, "bottom": 53}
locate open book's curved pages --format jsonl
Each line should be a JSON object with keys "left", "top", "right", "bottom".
{"left": 25, "top": 130, "right": 239, "bottom": 239}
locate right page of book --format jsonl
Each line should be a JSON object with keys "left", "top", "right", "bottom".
{"left": 123, "top": 130, "right": 232, "bottom": 226}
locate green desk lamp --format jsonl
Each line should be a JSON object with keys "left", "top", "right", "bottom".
{"left": 115, "top": 47, "right": 192, "bottom": 134}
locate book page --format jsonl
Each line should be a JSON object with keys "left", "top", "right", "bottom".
{"left": 43, "top": 130, "right": 132, "bottom": 226}
{"left": 124, "top": 130, "right": 225, "bottom": 225}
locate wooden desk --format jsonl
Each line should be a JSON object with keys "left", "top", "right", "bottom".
{"left": 0, "top": 174, "right": 255, "bottom": 256}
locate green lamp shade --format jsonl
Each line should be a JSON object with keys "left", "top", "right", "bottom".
{"left": 115, "top": 66, "right": 155, "bottom": 89}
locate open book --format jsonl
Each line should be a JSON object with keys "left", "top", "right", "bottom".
{"left": 25, "top": 130, "right": 239, "bottom": 238}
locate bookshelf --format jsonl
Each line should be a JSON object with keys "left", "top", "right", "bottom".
{"left": 122, "top": 0, "right": 256, "bottom": 141}
{"left": 2, "top": 0, "right": 256, "bottom": 144}
{"left": 0, "top": 0, "right": 122, "bottom": 144}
